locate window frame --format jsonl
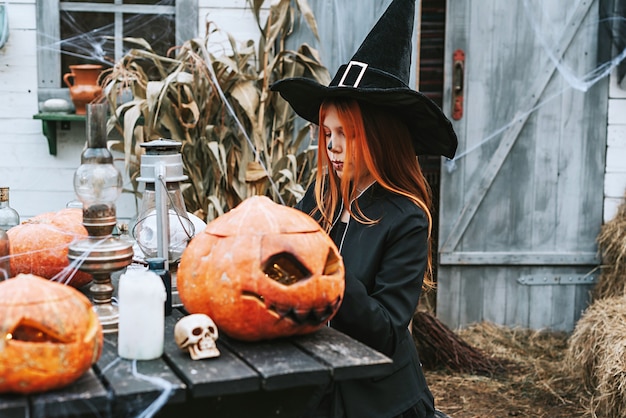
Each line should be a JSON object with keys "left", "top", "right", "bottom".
{"left": 35, "top": 0, "right": 198, "bottom": 103}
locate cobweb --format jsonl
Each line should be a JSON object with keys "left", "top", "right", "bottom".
{"left": 1, "top": 0, "right": 626, "bottom": 417}
{"left": 444, "top": 0, "right": 626, "bottom": 172}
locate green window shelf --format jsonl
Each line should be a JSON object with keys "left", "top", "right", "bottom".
{"left": 33, "top": 113, "right": 86, "bottom": 155}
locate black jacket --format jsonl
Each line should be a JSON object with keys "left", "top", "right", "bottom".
{"left": 296, "top": 181, "right": 434, "bottom": 418}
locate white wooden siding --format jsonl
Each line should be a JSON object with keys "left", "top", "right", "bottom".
{"left": 605, "top": 70, "right": 626, "bottom": 222}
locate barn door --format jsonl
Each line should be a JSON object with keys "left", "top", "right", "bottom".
{"left": 437, "top": 0, "right": 609, "bottom": 331}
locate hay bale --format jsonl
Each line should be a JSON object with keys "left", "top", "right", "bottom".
{"left": 594, "top": 195, "right": 626, "bottom": 300}
{"left": 566, "top": 295, "right": 626, "bottom": 417}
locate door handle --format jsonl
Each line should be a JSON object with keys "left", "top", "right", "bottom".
{"left": 452, "top": 49, "right": 465, "bottom": 120}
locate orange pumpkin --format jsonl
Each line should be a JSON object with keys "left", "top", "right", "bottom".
{"left": 7, "top": 208, "right": 92, "bottom": 288}
{"left": 177, "top": 196, "right": 345, "bottom": 341}
{"left": 0, "top": 274, "right": 103, "bottom": 394}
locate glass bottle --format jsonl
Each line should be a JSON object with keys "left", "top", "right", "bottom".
{"left": 0, "top": 187, "right": 20, "bottom": 231}
{"left": 0, "top": 228, "right": 9, "bottom": 280}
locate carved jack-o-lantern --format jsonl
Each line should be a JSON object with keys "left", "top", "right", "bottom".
{"left": 0, "top": 274, "right": 103, "bottom": 394}
{"left": 7, "top": 208, "right": 92, "bottom": 288}
{"left": 177, "top": 196, "right": 345, "bottom": 341}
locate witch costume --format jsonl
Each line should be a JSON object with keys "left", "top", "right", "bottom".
{"left": 271, "top": 0, "right": 457, "bottom": 417}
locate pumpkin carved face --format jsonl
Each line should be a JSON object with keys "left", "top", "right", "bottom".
{"left": 0, "top": 274, "right": 103, "bottom": 394}
{"left": 7, "top": 208, "right": 92, "bottom": 287}
{"left": 177, "top": 196, "right": 345, "bottom": 341}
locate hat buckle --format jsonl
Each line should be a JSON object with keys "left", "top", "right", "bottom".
{"left": 337, "top": 61, "right": 368, "bottom": 88}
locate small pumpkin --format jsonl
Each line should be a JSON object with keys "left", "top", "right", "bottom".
{"left": 7, "top": 208, "right": 92, "bottom": 287}
{"left": 177, "top": 196, "right": 345, "bottom": 341}
{"left": 0, "top": 274, "right": 103, "bottom": 394}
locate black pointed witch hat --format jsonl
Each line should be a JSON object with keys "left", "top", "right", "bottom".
{"left": 270, "top": 0, "right": 457, "bottom": 158}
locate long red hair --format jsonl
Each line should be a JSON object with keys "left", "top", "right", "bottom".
{"left": 312, "top": 98, "right": 434, "bottom": 288}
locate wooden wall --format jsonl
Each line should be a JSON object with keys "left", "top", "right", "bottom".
{"left": 437, "top": 0, "right": 612, "bottom": 331}
{"left": 606, "top": 70, "right": 626, "bottom": 221}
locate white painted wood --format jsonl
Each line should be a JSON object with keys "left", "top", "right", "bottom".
{"left": 198, "top": 8, "right": 264, "bottom": 46}
{"left": 606, "top": 146, "right": 626, "bottom": 171}
{"left": 199, "top": 0, "right": 252, "bottom": 8}
{"left": 608, "top": 125, "right": 626, "bottom": 147}
{"left": 604, "top": 68, "right": 626, "bottom": 223}
{"left": 605, "top": 197, "right": 624, "bottom": 222}
{"left": 4, "top": 3, "right": 35, "bottom": 29}
{"left": 605, "top": 172, "right": 626, "bottom": 197}
{"left": 608, "top": 98, "right": 626, "bottom": 125}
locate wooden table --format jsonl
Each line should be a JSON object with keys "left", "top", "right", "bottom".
{"left": 1, "top": 308, "right": 392, "bottom": 418}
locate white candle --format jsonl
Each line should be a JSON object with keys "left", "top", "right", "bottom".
{"left": 118, "top": 268, "right": 166, "bottom": 360}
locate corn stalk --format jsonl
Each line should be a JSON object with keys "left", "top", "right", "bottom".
{"left": 101, "top": 0, "right": 329, "bottom": 221}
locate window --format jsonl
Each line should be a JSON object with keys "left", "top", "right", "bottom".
{"left": 36, "top": 0, "right": 198, "bottom": 103}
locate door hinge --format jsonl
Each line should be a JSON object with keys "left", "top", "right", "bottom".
{"left": 517, "top": 274, "right": 598, "bottom": 286}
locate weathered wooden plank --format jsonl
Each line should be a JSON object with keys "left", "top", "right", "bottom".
{"left": 435, "top": 266, "right": 462, "bottom": 328}
{"left": 286, "top": 0, "right": 394, "bottom": 86}
{"left": 35, "top": 0, "right": 61, "bottom": 90}
{"left": 438, "top": 0, "right": 471, "bottom": 248}
{"left": 574, "top": 284, "right": 594, "bottom": 321}
{"left": 222, "top": 336, "right": 330, "bottom": 391}
{"left": 199, "top": 8, "right": 263, "bottom": 44}
{"left": 443, "top": 265, "right": 596, "bottom": 330}
{"left": 550, "top": 284, "right": 577, "bottom": 331}
{"left": 162, "top": 310, "right": 260, "bottom": 398}
{"left": 176, "top": 0, "right": 198, "bottom": 45}
{"left": 528, "top": 284, "right": 554, "bottom": 330}
{"left": 505, "top": 266, "right": 531, "bottom": 327}
{"left": 0, "top": 393, "right": 28, "bottom": 418}
{"left": 462, "top": 2, "right": 537, "bottom": 257}
{"left": 458, "top": 268, "right": 484, "bottom": 328}
{"left": 439, "top": 251, "right": 600, "bottom": 265}
{"left": 292, "top": 326, "right": 393, "bottom": 381}
{"left": 95, "top": 334, "right": 187, "bottom": 416}
{"left": 30, "top": 369, "right": 109, "bottom": 418}
{"left": 440, "top": 0, "right": 594, "bottom": 254}
{"left": 530, "top": 75, "right": 561, "bottom": 252}
{"left": 482, "top": 268, "right": 507, "bottom": 324}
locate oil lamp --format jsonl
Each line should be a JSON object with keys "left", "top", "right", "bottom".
{"left": 68, "top": 102, "right": 133, "bottom": 333}
{"left": 132, "top": 139, "right": 195, "bottom": 270}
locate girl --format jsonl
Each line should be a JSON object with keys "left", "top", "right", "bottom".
{"left": 271, "top": 1, "right": 457, "bottom": 416}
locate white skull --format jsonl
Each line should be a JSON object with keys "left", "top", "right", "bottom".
{"left": 174, "top": 314, "right": 220, "bottom": 360}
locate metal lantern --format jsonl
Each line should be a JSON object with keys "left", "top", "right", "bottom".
{"left": 68, "top": 103, "right": 133, "bottom": 333}
{"left": 132, "top": 139, "right": 195, "bottom": 270}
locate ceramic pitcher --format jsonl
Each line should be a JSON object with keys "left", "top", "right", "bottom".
{"left": 63, "top": 64, "right": 103, "bottom": 115}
